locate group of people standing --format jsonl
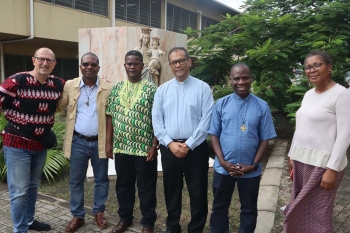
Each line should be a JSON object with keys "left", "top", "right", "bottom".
{"left": 0, "top": 46, "right": 349, "bottom": 233}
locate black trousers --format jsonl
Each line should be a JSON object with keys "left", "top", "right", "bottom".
{"left": 160, "top": 140, "right": 209, "bottom": 233}
{"left": 210, "top": 171, "right": 260, "bottom": 233}
{"left": 115, "top": 153, "right": 157, "bottom": 227}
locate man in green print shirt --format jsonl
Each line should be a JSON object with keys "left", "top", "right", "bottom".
{"left": 106, "top": 50, "right": 158, "bottom": 233}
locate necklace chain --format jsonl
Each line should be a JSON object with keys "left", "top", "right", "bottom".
{"left": 83, "top": 85, "right": 96, "bottom": 107}
{"left": 233, "top": 97, "right": 251, "bottom": 132}
{"left": 127, "top": 81, "right": 139, "bottom": 104}
{"left": 120, "top": 79, "right": 145, "bottom": 113}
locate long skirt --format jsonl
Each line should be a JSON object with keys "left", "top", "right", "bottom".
{"left": 283, "top": 161, "right": 345, "bottom": 233}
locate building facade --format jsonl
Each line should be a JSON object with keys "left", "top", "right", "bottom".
{"left": 0, "top": 0, "right": 239, "bottom": 82}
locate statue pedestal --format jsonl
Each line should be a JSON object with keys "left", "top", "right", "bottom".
{"left": 78, "top": 26, "right": 188, "bottom": 85}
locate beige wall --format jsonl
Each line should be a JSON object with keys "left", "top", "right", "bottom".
{"left": 116, "top": 20, "right": 148, "bottom": 28}
{"left": 3, "top": 42, "right": 77, "bottom": 59}
{"left": 1, "top": 0, "right": 231, "bottom": 43}
{"left": 0, "top": 0, "right": 29, "bottom": 36}
{"left": 34, "top": 1, "right": 110, "bottom": 42}
{"left": 1, "top": 0, "right": 234, "bottom": 58}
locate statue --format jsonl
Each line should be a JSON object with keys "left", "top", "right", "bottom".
{"left": 134, "top": 28, "right": 154, "bottom": 83}
{"left": 147, "top": 37, "right": 165, "bottom": 86}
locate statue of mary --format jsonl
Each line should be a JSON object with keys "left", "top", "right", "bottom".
{"left": 134, "top": 28, "right": 154, "bottom": 84}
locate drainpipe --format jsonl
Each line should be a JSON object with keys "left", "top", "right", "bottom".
{"left": 197, "top": 10, "right": 202, "bottom": 30}
{"left": 164, "top": 0, "right": 167, "bottom": 30}
{"left": 111, "top": 0, "right": 115, "bottom": 27}
{"left": 0, "top": 0, "right": 34, "bottom": 82}
{"left": 0, "top": 44, "right": 4, "bottom": 83}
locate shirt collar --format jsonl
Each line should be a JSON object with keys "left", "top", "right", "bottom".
{"left": 79, "top": 76, "right": 100, "bottom": 88}
{"left": 233, "top": 92, "right": 251, "bottom": 101}
{"left": 174, "top": 75, "right": 191, "bottom": 85}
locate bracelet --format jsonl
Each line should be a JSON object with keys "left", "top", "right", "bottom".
{"left": 152, "top": 144, "right": 160, "bottom": 150}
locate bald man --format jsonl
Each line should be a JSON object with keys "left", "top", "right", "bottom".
{"left": 0, "top": 48, "right": 65, "bottom": 232}
{"left": 209, "top": 63, "right": 276, "bottom": 233}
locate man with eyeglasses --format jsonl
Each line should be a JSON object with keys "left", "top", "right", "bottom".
{"left": 106, "top": 50, "right": 158, "bottom": 233}
{"left": 208, "top": 63, "right": 276, "bottom": 233}
{"left": 152, "top": 47, "right": 214, "bottom": 233}
{"left": 57, "top": 52, "right": 113, "bottom": 232}
{"left": 0, "top": 47, "right": 65, "bottom": 232}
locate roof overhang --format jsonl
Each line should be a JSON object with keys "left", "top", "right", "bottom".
{"left": 205, "top": 0, "right": 241, "bottom": 15}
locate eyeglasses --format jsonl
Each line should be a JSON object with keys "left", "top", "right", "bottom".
{"left": 125, "top": 62, "right": 142, "bottom": 67}
{"left": 231, "top": 76, "right": 252, "bottom": 82}
{"left": 169, "top": 58, "right": 188, "bottom": 67}
{"left": 304, "top": 62, "right": 325, "bottom": 72}
{"left": 81, "top": 62, "right": 99, "bottom": 68}
{"left": 34, "top": 57, "right": 55, "bottom": 64}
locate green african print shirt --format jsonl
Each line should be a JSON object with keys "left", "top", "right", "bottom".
{"left": 106, "top": 79, "right": 156, "bottom": 156}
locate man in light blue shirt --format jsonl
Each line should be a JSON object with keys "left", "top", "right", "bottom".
{"left": 152, "top": 47, "right": 214, "bottom": 233}
{"left": 209, "top": 63, "right": 276, "bottom": 233}
{"left": 57, "top": 52, "right": 113, "bottom": 232}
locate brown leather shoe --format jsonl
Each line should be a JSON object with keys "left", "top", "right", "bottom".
{"left": 65, "top": 217, "right": 85, "bottom": 233}
{"left": 142, "top": 226, "right": 154, "bottom": 233}
{"left": 111, "top": 221, "right": 133, "bottom": 233}
{"left": 94, "top": 212, "right": 108, "bottom": 229}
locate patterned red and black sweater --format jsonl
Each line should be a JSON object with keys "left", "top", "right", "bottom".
{"left": 0, "top": 72, "right": 65, "bottom": 151}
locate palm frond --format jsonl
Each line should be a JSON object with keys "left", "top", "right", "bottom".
{"left": 42, "top": 149, "right": 70, "bottom": 183}
{"left": 0, "top": 152, "right": 7, "bottom": 182}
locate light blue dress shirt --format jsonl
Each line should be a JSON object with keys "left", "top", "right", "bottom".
{"left": 152, "top": 76, "right": 214, "bottom": 150}
{"left": 74, "top": 78, "right": 99, "bottom": 136}
{"left": 208, "top": 93, "right": 277, "bottom": 178}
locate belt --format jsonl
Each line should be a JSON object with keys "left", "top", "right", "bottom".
{"left": 74, "top": 130, "right": 98, "bottom": 141}
{"left": 172, "top": 139, "right": 187, "bottom": 143}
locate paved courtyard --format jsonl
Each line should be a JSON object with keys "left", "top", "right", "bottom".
{"left": 272, "top": 145, "right": 350, "bottom": 233}
{"left": 0, "top": 182, "right": 137, "bottom": 233}
{"left": 0, "top": 141, "right": 349, "bottom": 232}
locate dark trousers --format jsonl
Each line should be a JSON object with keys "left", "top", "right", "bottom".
{"left": 160, "top": 141, "right": 209, "bottom": 233}
{"left": 115, "top": 153, "right": 157, "bottom": 227}
{"left": 210, "top": 171, "right": 260, "bottom": 233}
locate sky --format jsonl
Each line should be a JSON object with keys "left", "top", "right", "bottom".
{"left": 217, "top": 0, "right": 245, "bottom": 12}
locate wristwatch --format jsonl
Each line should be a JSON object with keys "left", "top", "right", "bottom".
{"left": 252, "top": 162, "right": 258, "bottom": 171}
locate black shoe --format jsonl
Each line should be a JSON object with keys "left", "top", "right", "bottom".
{"left": 28, "top": 220, "right": 51, "bottom": 231}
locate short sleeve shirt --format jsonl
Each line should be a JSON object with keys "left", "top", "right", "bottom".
{"left": 106, "top": 79, "right": 156, "bottom": 156}
{"left": 208, "top": 93, "right": 277, "bottom": 177}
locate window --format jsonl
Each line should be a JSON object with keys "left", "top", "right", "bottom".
{"left": 167, "top": 4, "right": 197, "bottom": 33}
{"left": 39, "top": 0, "right": 108, "bottom": 17}
{"left": 4, "top": 55, "right": 78, "bottom": 81}
{"left": 126, "top": 0, "right": 138, "bottom": 24}
{"left": 115, "top": 0, "right": 161, "bottom": 28}
{"left": 201, "top": 15, "right": 218, "bottom": 30}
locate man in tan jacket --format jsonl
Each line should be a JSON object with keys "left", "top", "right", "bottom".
{"left": 57, "top": 52, "right": 113, "bottom": 233}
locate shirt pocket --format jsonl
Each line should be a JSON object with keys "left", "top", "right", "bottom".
{"left": 248, "top": 123, "right": 259, "bottom": 141}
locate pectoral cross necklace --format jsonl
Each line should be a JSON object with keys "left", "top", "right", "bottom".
{"left": 234, "top": 97, "right": 251, "bottom": 132}
{"left": 83, "top": 85, "right": 96, "bottom": 107}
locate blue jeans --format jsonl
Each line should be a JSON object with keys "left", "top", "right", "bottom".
{"left": 4, "top": 146, "right": 47, "bottom": 233}
{"left": 210, "top": 171, "right": 260, "bottom": 233}
{"left": 69, "top": 135, "right": 109, "bottom": 217}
